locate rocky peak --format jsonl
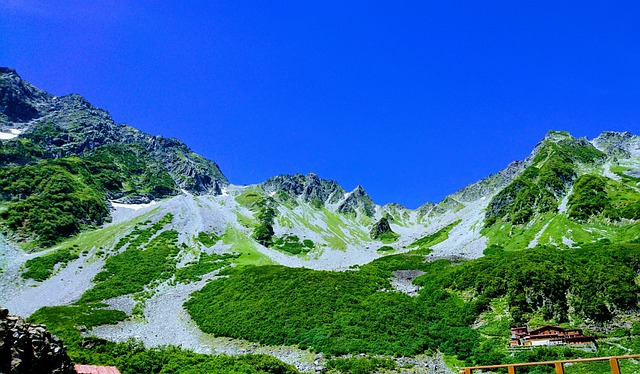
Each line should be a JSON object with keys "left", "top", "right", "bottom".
{"left": 542, "top": 130, "right": 573, "bottom": 142}
{"left": 0, "top": 67, "right": 228, "bottom": 195}
{"left": 0, "top": 68, "right": 53, "bottom": 125}
{"left": 592, "top": 131, "right": 640, "bottom": 158}
{"left": 370, "top": 216, "right": 396, "bottom": 240}
{"left": 337, "top": 185, "right": 376, "bottom": 217}
{"left": 262, "top": 173, "right": 346, "bottom": 204}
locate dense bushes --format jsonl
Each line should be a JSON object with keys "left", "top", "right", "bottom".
{"left": 185, "top": 243, "right": 640, "bottom": 365}
{"left": 29, "top": 307, "right": 297, "bottom": 374}
{"left": 81, "top": 214, "right": 179, "bottom": 302}
{"left": 22, "top": 246, "right": 79, "bottom": 281}
{"left": 0, "top": 159, "right": 110, "bottom": 246}
{"left": 430, "top": 244, "right": 640, "bottom": 323}
{"left": 175, "top": 252, "right": 238, "bottom": 283}
{"left": 81, "top": 229, "right": 180, "bottom": 302}
{"left": 569, "top": 174, "right": 640, "bottom": 221}
{"left": 271, "top": 235, "right": 314, "bottom": 255}
{"left": 185, "top": 256, "right": 481, "bottom": 359}
{"left": 568, "top": 175, "right": 609, "bottom": 220}
{"left": 485, "top": 139, "right": 604, "bottom": 227}
{"left": 0, "top": 143, "right": 180, "bottom": 246}
{"left": 326, "top": 357, "right": 395, "bottom": 374}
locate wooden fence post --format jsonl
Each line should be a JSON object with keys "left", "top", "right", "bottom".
{"left": 610, "top": 358, "right": 621, "bottom": 374}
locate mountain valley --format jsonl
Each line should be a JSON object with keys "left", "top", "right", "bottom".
{"left": 2, "top": 68, "right": 640, "bottom": 373}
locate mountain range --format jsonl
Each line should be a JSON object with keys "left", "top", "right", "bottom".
{"left": 1, "top": 68, "right": 640, "bottom": 374}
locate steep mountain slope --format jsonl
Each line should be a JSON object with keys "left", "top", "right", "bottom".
{"left": 0, "top": 68, "right": 227, "bottom": 245}
{"left": 2, "top": 69, "right": 640, "bottom": 373}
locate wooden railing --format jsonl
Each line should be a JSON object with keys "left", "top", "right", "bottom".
{"left": 460, "top": 354, "right": 640, "bottom": 374}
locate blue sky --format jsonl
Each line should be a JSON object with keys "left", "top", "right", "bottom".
{"left": 1, "top": 1, "right": 639, "bottom": 208}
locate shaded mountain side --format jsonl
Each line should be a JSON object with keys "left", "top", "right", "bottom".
{"left": 0, "top": 68, "right": 229, "bottom": 245}
{"left": 0, "top": 68, "right": 227, "bottom": 194}
{"left": 484, "top": 131, "right": 606, "bottom": 227}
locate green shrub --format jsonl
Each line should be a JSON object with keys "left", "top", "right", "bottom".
{"left": 326, "top": 357, "right": 396, "bottom": 374}
{"left": 22, "top": 247, "right": 79, "bottom": 281}
{"left": 406, "top": 220, "right": 460, "bottom": 254}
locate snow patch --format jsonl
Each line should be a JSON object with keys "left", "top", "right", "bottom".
{"left": 110, "top": 201, "right": 157, "bottom": 210}
{"left": 0, "top": 129, "right": 21, "bottom": 140}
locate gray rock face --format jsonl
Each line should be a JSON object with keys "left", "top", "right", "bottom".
{"left": 0, "top": 308, "right": 74, "bottom": 374}
{"left": 337, "top": 185, "right": 376, "bottom": 217}
{"left": 369, "top": 217, "right": 395, "bottom": 239}
{"left": 262, "top": 173, "right": 346, "bottom": 205}
{"left": 592, "top": 131, "right": 640, "bottom": 158}
{"left": 0, "top": 68, "right": 228, "bottom": 195}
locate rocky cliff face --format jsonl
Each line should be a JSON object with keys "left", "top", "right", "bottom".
{"left": 0, "top": 308, "right": 74, "bottom": 374}
{"left": 0, "top": 68, "right": 227, "bottom": 196}
{"left": 262, "top": 173, "right": 346, "bottom": 205}
{"left": 369, "top": 216, "right": 395, "bottom": 239}
{"left": 337, "top": 185, "right": 376, "bottom": 217}
{"left": 592, "top": 131, "right": 640, "bottom": 158}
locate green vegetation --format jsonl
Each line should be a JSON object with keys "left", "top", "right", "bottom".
{"left": 325, "top": 357, "right": 396, "bottom": 374}
{"left": 485, "top": 139, "right": 605, "bottom": 227}
{"left": 434, "top": 244, "right": 640, "bottom": 324}
{"left": 186, "top": 256, "right": 481, "bottom": 358}
{"left": 235, "top": 190, "right": 267, "bottom": 209}
{"left": 406, "top": 220, "right": 460, "bottom": 254}
{"left": 22, "top": 246, "right": 79, "bottom": 281}
{"left": 375, "top": 231, "right": 399, "bottom": 244}
{"left": 0, "top": 143, "right": 180, "bottom": 246}
{"left": 0, "top": 157, "right": 110, "bottom": 246}
{"left": 370, "top": 217, "right": 398, "bottom": 243}
{"left": 253, "top": 204, "right": 277, "bottom": 246}
{"left": 196, "top": 231, "right": 220, "bottom": 247}
{"left": 28, "top": 306, "right": 297, "bottom": 374}
{"left": 85, "top": 145, "right": 179, "bottom": 197}
{"left": 271, "top": 235, "right": 314, "bottom": 255}
{"left": 568, "top": 175, "right": 609, "bottom": 220}
{"left": 0, "top": 137, "right": 47, "bottom": 165}
{"left": 235, "top": 190, "right": 280, "bottom": 247}
{"left": 81, "top": 214, "right": 180, "bottom": 302}
{"left": 377, "top": 245, "right": 395, "bottom": 252}
{"left": 569, "top": 174, "right": 640, "bottom": 221}
{"left": 222, "top": 226, "right": 275, "bottom": 266}
{"left": 185, "top": 242, "right": 640, "bottom": 366}
{"left": 175, "top": 252, "right": 239, "bottom": 283}
{"left": 29, "top": 304, "right": 128, "bottom": 352}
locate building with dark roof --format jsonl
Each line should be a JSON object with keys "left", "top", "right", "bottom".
{"left": 509, "top": 325, "right": 596, "bottom": 349}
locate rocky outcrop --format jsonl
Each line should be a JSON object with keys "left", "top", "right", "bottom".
{"left": 0, "top": 68, "right": 228, "bottom": 195}
{"left": 0, "top": 308, "right": 74, "bottom": 374}
{"left": 370, "top": 217, "right": 395, "bottom": 240}
{"left": 262, "top": 173, "right": 346, "bottom": 205}
{"left": 592, "top": 131, "right": 640, "bottom": 158}
{"left": 337, "top": 185, "right": 376, "bottom": 217}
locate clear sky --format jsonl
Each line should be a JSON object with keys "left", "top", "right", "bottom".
{"left": 1, "top": 1, "right": 639, "bottom": 208}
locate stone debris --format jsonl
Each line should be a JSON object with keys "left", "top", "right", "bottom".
{"left": 0, "top": 308, "right": 74, "bottom": 374}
